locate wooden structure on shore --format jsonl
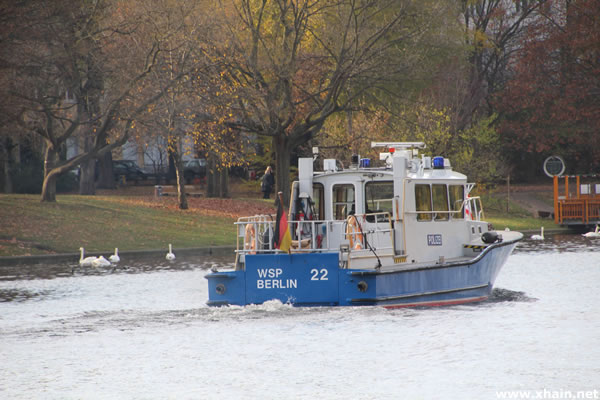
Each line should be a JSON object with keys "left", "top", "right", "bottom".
{"left": 554, "top": 175, "right": 600, "bottom": 226}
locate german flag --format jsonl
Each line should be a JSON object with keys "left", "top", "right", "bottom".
{"left": 274, "top": 194, "right": 292, "bottom": 253}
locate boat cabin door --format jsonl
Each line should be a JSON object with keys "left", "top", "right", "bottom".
{"left": 363, "top": 181, "right": 399, "bottom": 255}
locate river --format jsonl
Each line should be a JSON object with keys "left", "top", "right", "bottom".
{"left": 1, "top": 234, "right": 599, "bottom": 399}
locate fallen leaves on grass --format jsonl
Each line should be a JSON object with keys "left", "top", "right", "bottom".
{"left": 109, "top": 196, "right": 276, "bottom": 219}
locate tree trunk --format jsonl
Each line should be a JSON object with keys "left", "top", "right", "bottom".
{"left": 219, "top": 166, "right": 229, "bottom": 198}
{"left": 207, "top": 155, "right": 216, "bottom": 197}
{"left": 169, "top": 140, "right": 188, "bottom": 210}
{"left": 96, "top": 146, "right": 116, "bottom": 189}
{"left": 40, "top": 144, "right": 58, "bottom": 202}
{"left": 206, "top": 155, "right": 229, "bottom": 198}
{"left": 0, "top": 138, "right": 12, "bottom": 193}
{"left": 79, "top": 157, "right": 96, "bottom": 195}
{"left": 175, "top": 166, "right": 188, "bottom": 210}
{"left": 274, "top": 135, "right": 291, "bottom": 207}
{"left": 167, "top": 154, "right": 176, "bottom": 184}
{"left": 79, "top": 134, "right": 96, "bottom": 195}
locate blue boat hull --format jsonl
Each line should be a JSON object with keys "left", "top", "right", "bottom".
{"left": 206, "top": 239, "right": 519, "bottom": 308}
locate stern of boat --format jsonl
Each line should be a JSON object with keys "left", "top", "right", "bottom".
{"left": 206, "top": 253, "right": 342, "bottom": 306}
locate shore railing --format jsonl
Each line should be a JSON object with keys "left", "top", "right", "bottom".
{"left": 553, "top": 175, "right": 600, "bottom": 224}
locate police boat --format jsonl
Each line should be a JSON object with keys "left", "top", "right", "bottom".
{"left": 206, "top": 142, "right": 523, "bottom": 308}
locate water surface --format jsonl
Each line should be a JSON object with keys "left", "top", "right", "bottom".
{"left": 1, "top": 236, "right": 599, "bottom": 399}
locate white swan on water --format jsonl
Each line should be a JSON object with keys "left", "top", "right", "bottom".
{"left": 582, "top": 225, "right": 600, "bottom": 238}
{"left": 79, "top": 247, "right": 97, "bottom": 267}
{"left": 109, "top": 248, "right": 120, "bottom": 263}
{"left": 91, "top": 255, "right": 111, "bottom": 268}
{"left": 166, "top": 244, "right": 176, "bottom": 261}
{"left": 531, "top": 227, "right": 545, "bottom": 240}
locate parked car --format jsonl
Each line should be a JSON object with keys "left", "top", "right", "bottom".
{"left": 112, "top": 160, "right": 146, "bottom": 184}
{"left": 183, "top": 159, "right": 207, "bottom": 183}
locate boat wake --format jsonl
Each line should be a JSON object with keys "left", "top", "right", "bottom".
{"left": 486, "top": 287, "right": 537, "bottom": 303}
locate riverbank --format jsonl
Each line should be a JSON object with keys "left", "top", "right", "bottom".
{"left": 0, "top": 182, "right": 275, "bottom": 258}
{"left": 0, "top": 181, "right": 566, "bottom": 259}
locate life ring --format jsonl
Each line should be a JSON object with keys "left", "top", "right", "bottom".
{"left": 244, "top": 224, "right": 257, "bottom": 254}
{"left": 346, "top": 215, "right": 364, "bottom": 250}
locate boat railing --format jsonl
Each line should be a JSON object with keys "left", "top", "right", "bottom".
{"left": 345, "top": 212, "right": 394, "bottom": 253}
{"left": 234, "top": 211, "right": 395, "bottom": 256}
{"left": 465, "top": 196, "right": 484, "bottom": 221}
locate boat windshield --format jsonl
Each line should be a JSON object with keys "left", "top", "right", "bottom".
{"left": 333, "top": 184, "right": 355, "bottom": 220}
{"left": 415, "top": 184, "right": 432, "bottom": 221}
{"left": 365, "top": 181, "right": 393, "bottom": 215}
{"left": 432, "top": 184, "right": 449, "bottom": 221}
{"left": 449, "top": 185, "right": 465, "bottom": 218}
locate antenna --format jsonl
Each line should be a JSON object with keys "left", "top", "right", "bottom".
{"left": 371, "top": 142, "right": 426, "bottom": 150}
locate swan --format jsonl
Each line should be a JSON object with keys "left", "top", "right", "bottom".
{"left": 166, "top": 244, "right": 176, "bottom": 261}
{"left": 531, "top": 227, "right": 545, "bottom": 240}
{"left": 91, "top": 255, "right": 111, "bottom": 268}
{"left": 79, "top": 247, "right": 97, "bottom": 267}
{"left": 109, "top": 248, "right": 120, "bottom": 263}
{"left": 582, "top": 225, "right": 600, "bottom": 238}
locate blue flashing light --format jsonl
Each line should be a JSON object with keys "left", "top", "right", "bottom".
{"left": 433, "top": 156, "right": 444, "bottom": 169}
{"left": 360, "top": 158, "right": 371, "bottom": 168}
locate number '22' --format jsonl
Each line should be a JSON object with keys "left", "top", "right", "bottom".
{"left": 310, "top": 268, "right": 328, "bottom": 281}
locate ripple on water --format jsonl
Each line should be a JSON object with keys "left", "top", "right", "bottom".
{"left": 1, "top": 239, "right": 599, "bottom": 399}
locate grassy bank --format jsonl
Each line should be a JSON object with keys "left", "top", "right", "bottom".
{"left": 478, "top": 192, "right": 562, "bottom": 232}
{"left": 0, "top": 189, "right": 562, "bottom": 257}
{"left": 0, "top": 193, "right": 274, "bottom": 257}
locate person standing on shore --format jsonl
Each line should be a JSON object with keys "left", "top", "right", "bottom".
{"left": 261, "top": 166, "right": 275, "bottom": 199}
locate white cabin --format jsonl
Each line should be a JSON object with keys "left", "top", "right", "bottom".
{"left": 236, "top": 142, "right": 490, "bottom": 270}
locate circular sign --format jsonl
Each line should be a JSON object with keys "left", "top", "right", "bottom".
{"left": 543, "top": 155, "right": 566, "bottom": 177}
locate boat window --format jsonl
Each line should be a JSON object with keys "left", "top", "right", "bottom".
{"left": 312, "top": 183, "right": 324, "bottom": 220}
{"left": 449, "top": 185, "right": 464, "bottom": 218}
{"left": 415, "top": 184, "right": 432, "bottom": 221}
{"left": 432, "top": 184, "right": 449, "bottom": 221}
{"left": 365, "top": 181, "right": 393, "bottom": 222}
{"left": 365, "top": 181, "right": 393, "bottom": 214}
{"left": 333, "top": 184, "right": 355, "bottom": 220}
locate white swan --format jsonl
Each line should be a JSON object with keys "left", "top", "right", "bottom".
{"left": 166, "top": 244, "right": 176, "bottom": 261}
{"left": 79, "top": 247, "right": 97, "bottom": 267}
{"left": 582, "top": 225, "right": 600, "bottom": 238}
{"left": 91, "top": 255, "right": 111, "bottom": 268}
{"left": 531, "top": 227, "right": 545, "bottom": 240}
{"left": 109, "top": 248, "right": 120, "bottom": 263}
{"left": 92, "top": 256, "right": 110, "bottom": 268}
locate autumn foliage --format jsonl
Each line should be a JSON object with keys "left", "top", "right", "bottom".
{"left": 496, "top": 0, "right": 600, "bottom": 172}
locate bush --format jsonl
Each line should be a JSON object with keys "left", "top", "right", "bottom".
{"left": 10, "top": 159, "right": 79, "bottom": 194}
{"left": 11, "top": 159, "right": 43, "bottom": 194}
{"left": 56, "top": 171, "right": 79, "bottom": 193}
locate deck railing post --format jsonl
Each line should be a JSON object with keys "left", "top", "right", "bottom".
{"left": 554, "top": 175, "right": 559, "bottom": 224}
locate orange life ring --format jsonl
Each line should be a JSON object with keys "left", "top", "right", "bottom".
{"left": 346, "top": 215, "right": 364, "bottom": 250}
{"left": 244, "top": 224, "right": 257, "bottom": 254}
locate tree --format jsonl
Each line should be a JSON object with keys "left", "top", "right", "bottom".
{"left": 496, "top": 0, "right": 600, "bottom": 176}
{"left": 458, "top": 0, "right": 548, "bottom": 129}
{"left": 1, "top": 0, "right": 182, "bottom": 202}
{"left": 130, "top": 0, "right": 214, "bottom": 209}
{"left": 207, "top": 0, "right": 451, "bottom": 205}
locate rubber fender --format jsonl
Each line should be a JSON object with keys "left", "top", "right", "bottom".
{"left": 481, "top": 231, "right": 499, "bottom": 244}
